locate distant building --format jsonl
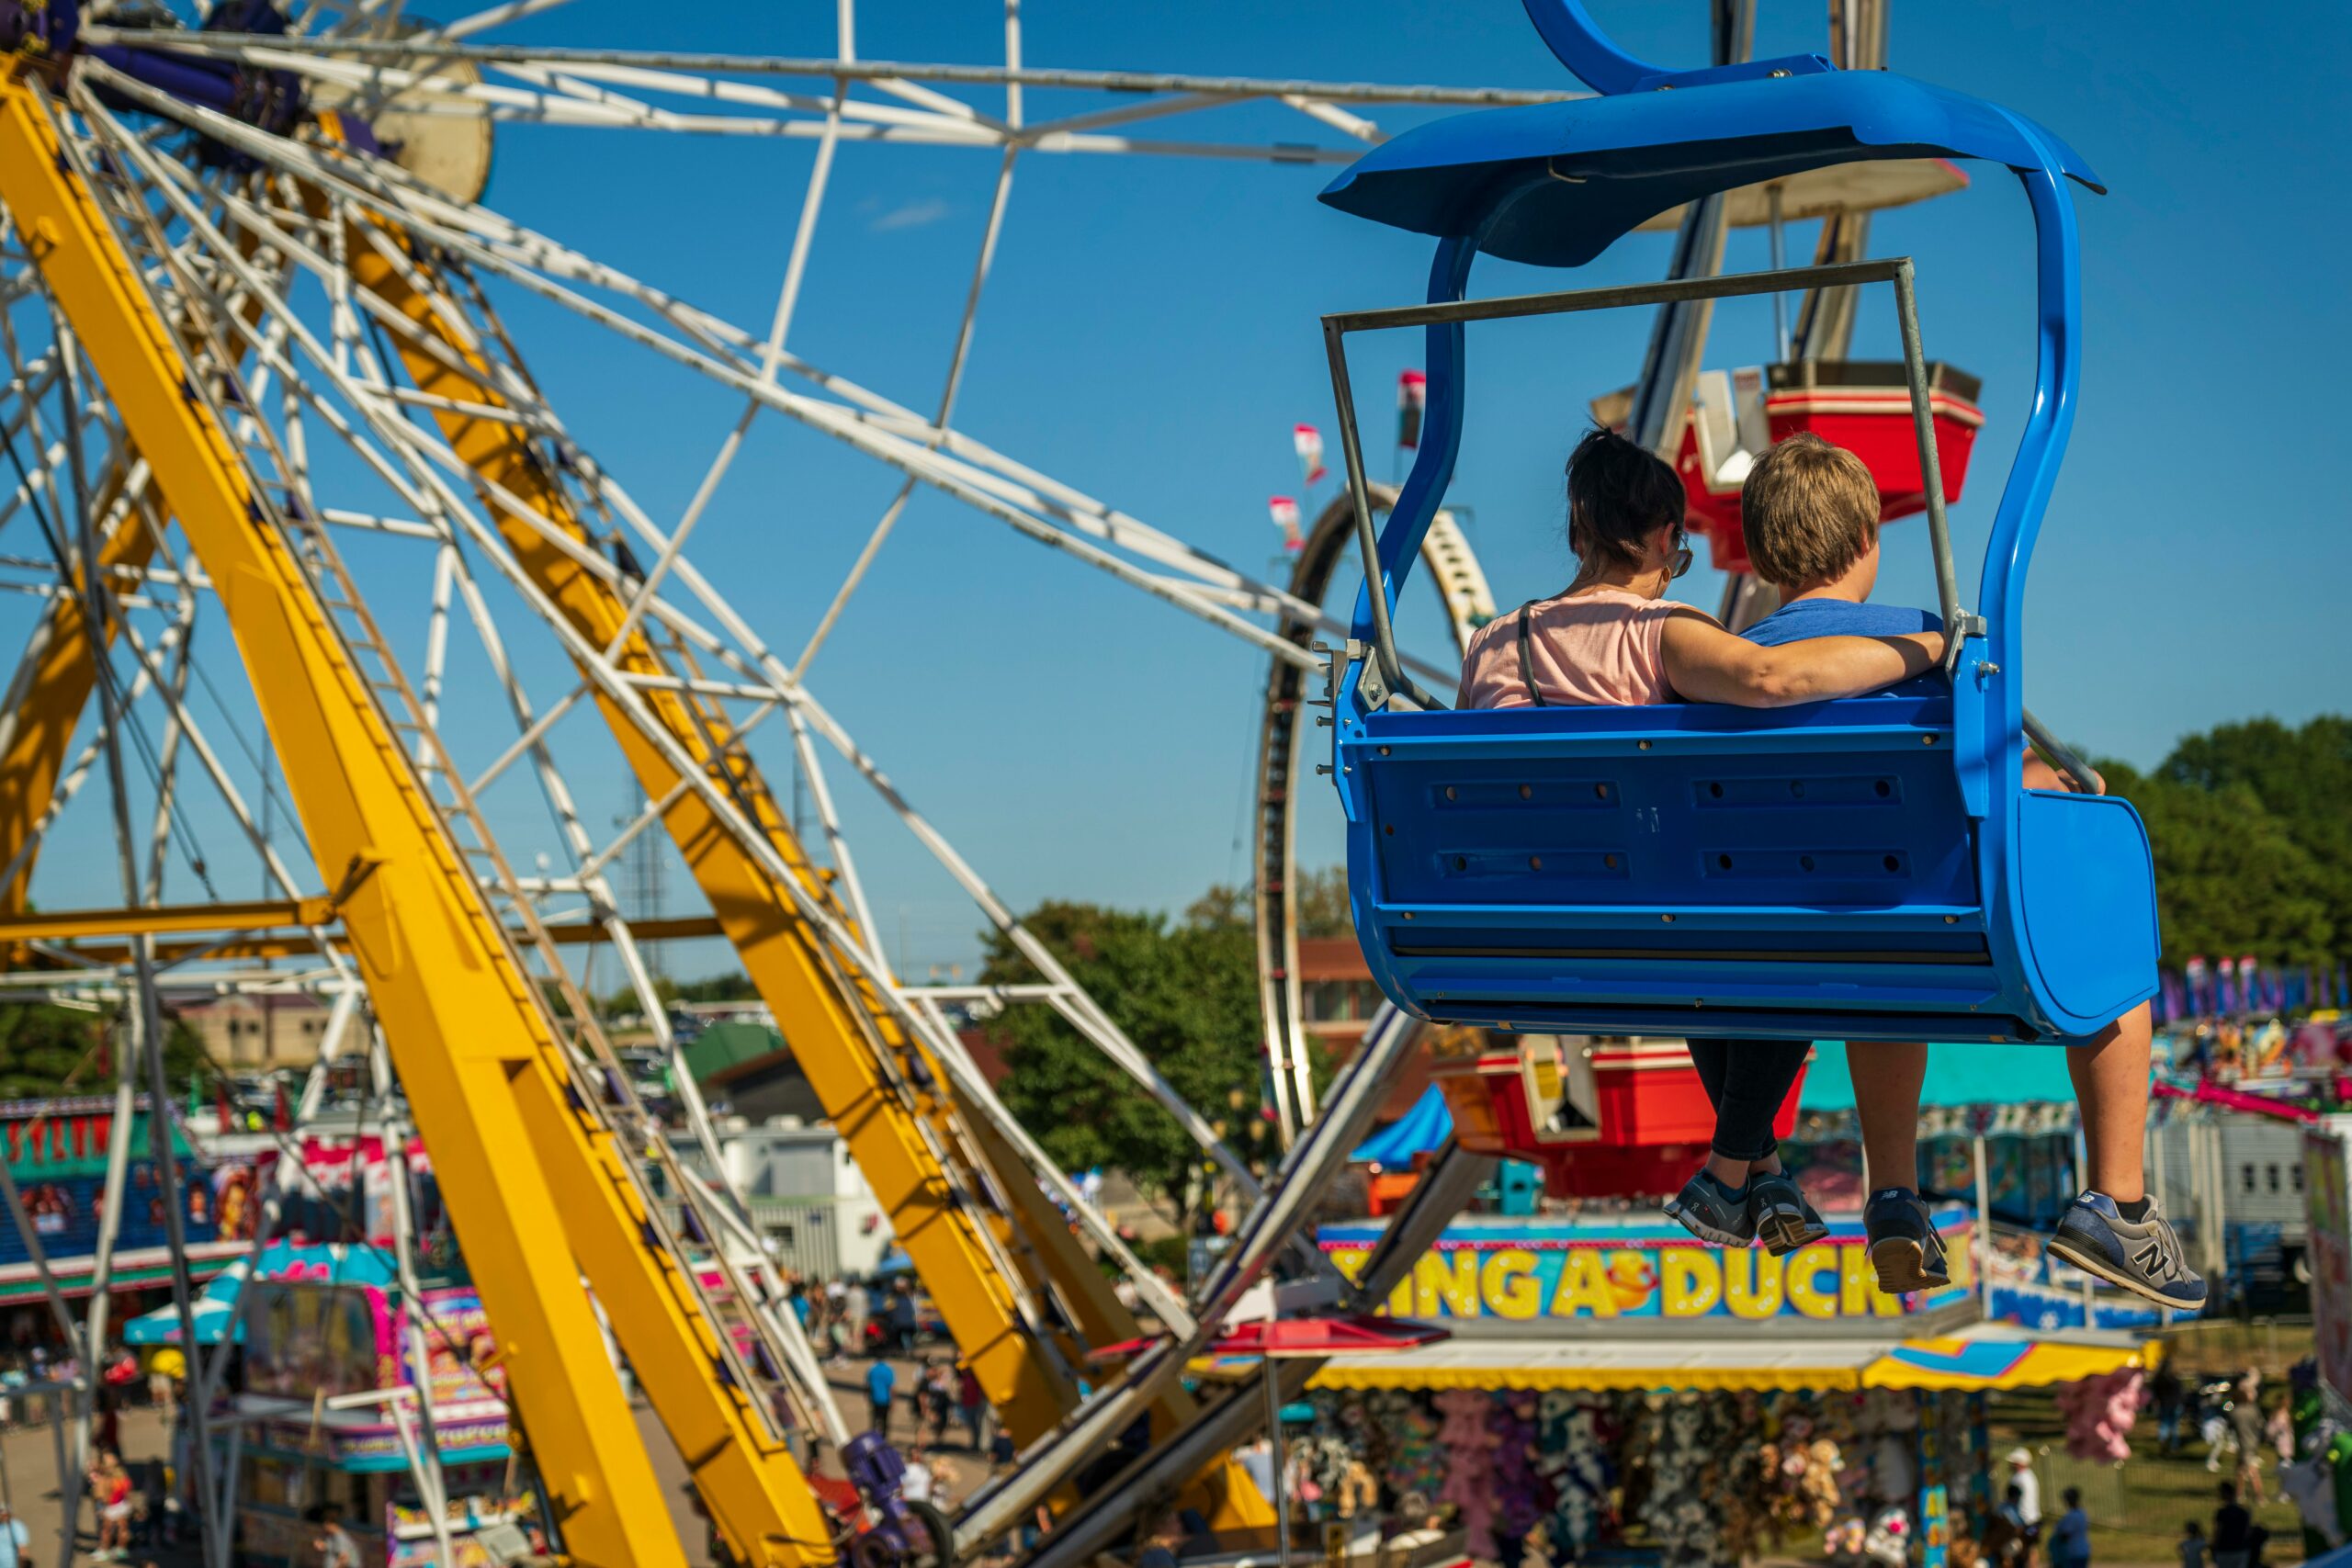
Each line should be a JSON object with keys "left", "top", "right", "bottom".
{"left": 169, "top": 992, "right": 334, "bottom": 1069}
{"left": 683, "top": 1021, "right": 826, "bottom": 1124}
{"left": 673, "top": 1117, "right": 892, "bottom": 1281}
{"left": 1297, "top": 936, "right": 1439, "bottom": 1120}
{"left": 1297, "top": 936, "right": 1385, "bottom": 1056}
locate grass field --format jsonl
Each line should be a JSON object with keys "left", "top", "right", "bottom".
{"left": 1987, "top": 1336, "right": 2317, "bottom": 1567}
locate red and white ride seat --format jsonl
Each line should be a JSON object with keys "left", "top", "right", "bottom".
{"left": 1672, "top": 359, "right": 1984, "bottom": 574}
{"left": 1430, "top": 1034, "right": 1807, "bottom": 1199}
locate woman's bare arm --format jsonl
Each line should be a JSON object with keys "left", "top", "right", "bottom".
{"left": 1658, "top": 608, "right": 1945, "bottom": 707}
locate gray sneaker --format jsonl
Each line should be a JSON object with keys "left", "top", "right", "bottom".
{"left": 1663, "top": 1171, "right": 1758, "bottom": 1247}
{"left": 1750, "top": 1171, "right": 1829, "bottom": 1257}
{"left": 2045, "top": 1191, "right": 2207, "bottom": 1310}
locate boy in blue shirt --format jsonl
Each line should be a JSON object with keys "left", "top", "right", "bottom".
{"left": 1733, "top": 434, "right": 2202, "bottom": 1310}
{"left": 866, "top": 1357, "right": 898, "bottom": 1437}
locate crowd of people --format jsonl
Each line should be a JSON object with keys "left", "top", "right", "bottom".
{"left": 2145, "top": 1367, "right": 2300, "bottom": 1503}
{"left": 780, "top": 1268, "right": 925, "bottom": 1363}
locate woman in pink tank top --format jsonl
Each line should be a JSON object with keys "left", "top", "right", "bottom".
{"left": 1457, "top": 426, "right": 1938, "bottom": 711}
{"left": 1455, "top": 426, "right": 1945, "bottom": 1254}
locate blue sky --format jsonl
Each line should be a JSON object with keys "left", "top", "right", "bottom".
{"left": 21, "top": 0, "right": 2352, "bottom": 978}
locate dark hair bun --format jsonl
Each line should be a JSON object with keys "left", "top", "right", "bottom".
{"left": 1566, "top": 423, "right": 1684, "bottom": 570}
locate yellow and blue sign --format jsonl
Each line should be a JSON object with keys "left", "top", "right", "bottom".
{"left": 1318, "top": 1213, "right": 1976, "bottom": 1323}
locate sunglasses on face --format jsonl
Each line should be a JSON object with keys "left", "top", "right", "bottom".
{"left": 1668, "top": 523, "right": 1694, "bottom": 581}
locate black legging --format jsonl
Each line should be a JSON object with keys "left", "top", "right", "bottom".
{"left": 1683, "top": 1036, "right": 1811, "bottom": 1163}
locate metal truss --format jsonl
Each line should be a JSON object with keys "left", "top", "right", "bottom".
{"left": 0, "top": 0, "right": 1565, "bottom": 1556}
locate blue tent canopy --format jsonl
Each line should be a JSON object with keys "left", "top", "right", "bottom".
{"left": 122, "top": 1242, "right": 399, "bottom": 1346}
{"left": 1318, "top": 66, "right": 2100, "bottom": 268}
{"left": 1351, "top": 1084, "right": 1454, "bottom": 1168}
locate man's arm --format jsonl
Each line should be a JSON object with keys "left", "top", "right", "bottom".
{"left": 1659, "top": 608, "right": 1945, "bottom": 707}
{"left": 2023, "top": 752, "right": 2105, "bottom": 795}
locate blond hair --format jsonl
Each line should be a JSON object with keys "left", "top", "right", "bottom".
{"left": 1740, "top": 432, "right": 1882, "bottom": 587}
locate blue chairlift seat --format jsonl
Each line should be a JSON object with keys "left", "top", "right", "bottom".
{"left": 1322, "top": 1, "right": 2157, "bottom": 1046}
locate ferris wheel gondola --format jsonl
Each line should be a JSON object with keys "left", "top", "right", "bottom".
{"left": 1319, "top": 0, "right": 2159, "bottom": 1048}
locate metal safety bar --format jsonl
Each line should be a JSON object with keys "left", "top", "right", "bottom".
{"left": 1320, "top": 255, "right": 1981, "bottom": 703}
{"left": 1323, "top": 253, "right": 2104, "bottom": 795}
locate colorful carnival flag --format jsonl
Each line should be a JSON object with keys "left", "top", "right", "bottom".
{"left": 1294, "top": 423, "right": 1327, "bottom": 486}
{"left": 1397, "top": 369, "right": 1428, "bottom": 449}
{"left": 1269, "top": 495, "right": 1304, "bottom": 552}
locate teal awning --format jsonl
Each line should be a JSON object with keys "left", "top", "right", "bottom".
{"left": 1799, "top": 1041, "right": 2081, "bottom": 1114}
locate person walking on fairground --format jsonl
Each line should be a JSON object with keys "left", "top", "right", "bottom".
{"left": 888, "top": 1280, "right": 919, "bottom": 1354}
{"left": 1729, "top": 434, "right": 2203, "bottom": 1310}
{"left": 865, "top": 1356, "right": 897, "bottom": 1438}
{"left": 1982, "top": 1485, "right": 2030, "bottom": 1568}
{"left": 957, "top": 1364, "right": 988, "bottom": 1452}
{"left": 0, "top": 1503, "right": 25, "bottom": 1568}
{"left": 2047, "top": 1487, "right": 2091, "bottom": 1568}
{"left": 315, "top": 1505, "right": 361, "bottom": 1568}
{"left": 2005, "top": 1449, "right": 2043, "bottom": 1537}
{"left": 2152, "top": 1364, "right": 2187, "bottom": 1454}
{"left": 2229, "top": 1372, "right": 2266, "bottom": 1504}
{"left": 90, "top": 1451, "right": 133, "bottom": 1562}
{"left": 900, "top": 1441, "right": 934, "bottom": 1507}
{"left": 2211, "top": 1482, "right": 2254, "bottom": 1568}
{"left": 922, "top": 1360, "right": 956, "bottom": 1445}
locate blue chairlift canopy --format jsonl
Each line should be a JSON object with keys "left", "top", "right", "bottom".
{"left": 1319, "top": 68, "right": 2101, "bottom": 269}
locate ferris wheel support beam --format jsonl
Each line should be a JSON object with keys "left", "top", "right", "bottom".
{"left": 84, "top": 68, "right": 1337, "bottom": 678}
{"left": 320, "top": 208, "right": 1113, "bottom": 1452}
{"left": 94, "top": 68, "right": 1362, "bottom": 684}
{"left": 68, "top": 55, "right": 1288, "bottom": 1523}
{"left": 299, "top": 206, "right": 1265, "bottom": 1522}
{"left": 373, "top": 427, "right": 855, "bottom": 1447}
{"left": 53, "top": 310, "right": 228, "bottom": 1568}
{"left": 0, "top": 449, "right": 161, "bottom": 917}
{"left": 0, "top": 69, "right": 740, "bottom": 1568}
{"left": 0, "top": 206, "right": 295, "bottom": 936}
{"left": 374, "top": 232, "right": 1270, "bottom": 1223}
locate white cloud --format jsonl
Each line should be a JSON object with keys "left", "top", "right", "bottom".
{"left": 870, "top": 197, "right": 953, "bottom": 232}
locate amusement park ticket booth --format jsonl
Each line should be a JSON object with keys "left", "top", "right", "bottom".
{"left": 226, "top": 1277, "right": 544, "bottom": 1568}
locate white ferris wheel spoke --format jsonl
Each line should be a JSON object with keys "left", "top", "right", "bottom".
{"left": 1, "top": 4, "right": 1507, "bottom": 1366}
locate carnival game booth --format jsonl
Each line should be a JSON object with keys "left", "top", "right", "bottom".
{"left": 223, "top": 1272, "right": 543, "bottom": 1568}
{"left": 1305, "top": 1215, "right": 2156, "bottom": 1568}
{"left": 0, "top": 1096, "right": 262, "bottom": 1310}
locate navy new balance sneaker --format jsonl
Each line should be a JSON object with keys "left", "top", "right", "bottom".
{"left": 1863, "top": 1188, "right": 1950, "bottom": 1293}
{"left": 1663, "top": 1170, "right": 1758, "bottom": 1247}
{"left": 2045, "top": 1191, "right": 2207, "bottom": 1310}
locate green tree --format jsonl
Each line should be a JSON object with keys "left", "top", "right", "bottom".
{"left": 1184, "top": 866, "right": 1352, "bottom": 938}
{"left": 2156, "top": 716, "right": 2352, "bottom": 957}
{"left": 0, "top": 1004, "right": 210, "bottom": 1099}
{"left": 2099, "top": 713, "right": 2350, "bottom": 968}
{"left": 984, "top": 900, "right": 1265, "bottom": 1219}
{"left": 2109, "top": 763, "right": 2333, "bottom": 965}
